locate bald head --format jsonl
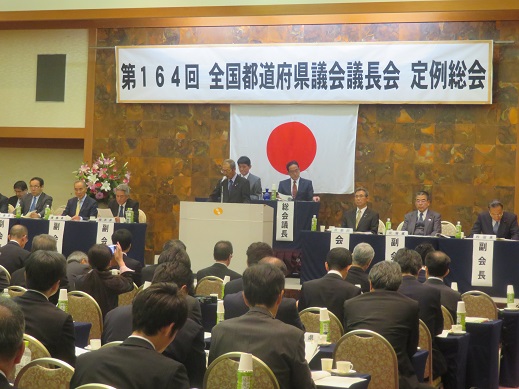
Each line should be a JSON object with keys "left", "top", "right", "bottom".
{"left": 8, "top": 225, "right": 28, "bottom": 247}
{"left": 258, "top": 256, "right": 287, "bottom": 276}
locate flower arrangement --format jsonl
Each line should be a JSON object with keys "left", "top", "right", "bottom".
{"left": 74, "top": 154, "right": 131, "bottom": 203}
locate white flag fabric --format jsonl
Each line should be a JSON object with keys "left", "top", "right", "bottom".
{"left": 230, "top": 105, "right": 358, "bottom": 194}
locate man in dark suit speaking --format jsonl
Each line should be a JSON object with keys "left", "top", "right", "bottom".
{"left": 342, "top": 187, "right": 380, "bottom": 234}
{"left": 209, "top": 159, "right": 251, "bottom": 203}
{"left": 470, "top": 199, "right": 519, "bottom": 240}
{"left": 278, "top": 160, "right": 319, "bottom": 202}
{"left": 62, "top": 180, "right": 98, "bottom": 220}
{"left": 402, "top": 190, "right": 441, "bottom": 236}
{"left": 108, "top": 183, "right": 140, "bottom": 223}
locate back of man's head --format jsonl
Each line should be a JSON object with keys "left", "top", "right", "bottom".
{"left": 9, "top": 225, "right": 27, "bottom": 241}
{"left": 414, "top": 243, "right": 435, "bottom": 266}
{"left": 111, "top": 229, "right": 133, "bottom": 251}
{"left": 243, "top": 263, "right": 285, "bottom": 308}
{"left": 132, "top": 282, "right": 188, "bottom": 337}
{"left": 258, "top": 256, "right": 287, "bottom": 276}
{"left": 326, "top": 247, "right": 352, "bottom": 271}
{"left": 87, "top": 244, "right": 112, "bottom": 271}
{"left": 152, "top": 260, "right": 193, "bottom": 289}
{"left": 425, "top": 251, "right": 451, "bottom": 278}
{"left": 393, "top": 248, "right": 421, "bottom": 276}
{"left": 213, "top": 240, "right": 232, "bottom": 261}
{"left": 0, "top": 297, "right": 24, "bottom": 365}
{"left": 67, "top": 251, "right": 88, "bottom": 264}
{"left": 157, "top": 247, "right": 191, "bottom": 268}
{"left": 25, "top": 250, "right": 66, "bottom": 292}
{"left": 246, "top": 242, "right": 274, "bottom": 267}
{"left": 369, "top": 261, "right": 402, "bottom": 291}
{"left": 162, "top": 239, "right": 186, "bottom": 252}
{"left": 31, "top": 234, "right": 57, "bottom": 252}
{"left": 352, "top": 243, "right": 375, "bottom": 267}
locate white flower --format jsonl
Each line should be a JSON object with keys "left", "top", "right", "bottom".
{"left": 100, "top": 181, "right": 111, "bottom": 191}
{"left": 87, "top": 174, "right": 98, "bottom": 183}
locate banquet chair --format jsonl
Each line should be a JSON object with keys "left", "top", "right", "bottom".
{"left": 441, "top": 221, "right": 457, "bottom": 236}
{"left": 7, "top": 334, "right": 51, "bottom": 382}
{"left": 101, "top": 341, "right": 123, "bottom": 348}
{"left": 0, "top": 264, "right": 11, "bottom": 284}
{"left": 203, "top": 352, "right": 279, "bottom": 389}
{"left": 441, "top": 305, "right": 454, "bottom": 330}
{"left": 8, "top": 285, "right": 26, "bottom": 297}
{"left": 76, "top": 385, "right": 118, "bottom": 389}
{"left": 334, "top": 330, "right": 398, "bottom": 389}
{"left": 299, "top": 308, "right": 344, "bottom": 343}
{"left": 196, "top": 276, "right": 224, "bottom": 299}
{"left": 14, "top": 357, "right": 74, "bottom": 389}
{"left": 118, "top": 283, "right": 138, "bottom": 307}
{"left": 418, "top": 319, "right": 441, "bottom": 387}
{"left": 52, "top": 205, "right": 66, "bottom": 216}
{"left": 68, "top": 291, "right": 103, "bottom": 341}
{"left": 8, "top": 204, "right": 14, "bottom": 213}
{"left": 378, "top": 219, "right": 386, "bottom": 234}
{"left": 396, "top": 221, "right": 404, "bottom": 231}
{"left": 461, "top": 290, "right": 497, "bottom": 320}
{"left": 138, "top": 209, "right": 147, "bottom": 223}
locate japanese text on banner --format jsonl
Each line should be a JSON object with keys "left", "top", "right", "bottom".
{"left": 471, "top": 238, "right": 494, "bottom": 287}
{"left": 276, "top": 201, "right": 294, "bottom": 241}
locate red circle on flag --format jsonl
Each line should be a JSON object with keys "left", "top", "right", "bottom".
{"left": 266, "top": 122, "right": 317, "bottom": 174}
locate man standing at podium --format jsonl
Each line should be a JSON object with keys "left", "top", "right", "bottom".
{"left": 209, "top": 159, "right": 250, "bottom": 203}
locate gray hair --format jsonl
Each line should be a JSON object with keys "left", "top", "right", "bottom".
{"left": 223, "top": 159, "right": 236, "bottom": 170}
{"left": 355, "top": 187, "right": 369, "bottom": 198}
{"left": 31, "top": 234, "right": 57, "bottom": 252}
{"left": 488, "top": 199, "right": 503, "bottom": 209}
{"left": 352, "top": 243, "right": 375, "bottom": 266}
{"left": 67, "top": 251, "right": 88, "bottom": 264}
{"left": 114, "top": 184, "right": 130, "bottom": 195}
{"left": 369, "top": 261, "right": 402, "bottom": 291}
{"left": 0, "top": 297, "right": 25, "bottom": 360}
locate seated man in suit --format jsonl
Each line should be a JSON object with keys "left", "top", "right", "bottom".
{"left": 237, "top": 156, "right": 263, "bottom": 200}
{"left": 470, "top": 199, "right": 519, "bottom": 240}
{"left": 277, "top": 160, "right": 319, "bottom": 202}
{"left": 345, "top": 242, "right": 374, "bottom": 293}
{"left": 8, "top": 180, "right": 28, "bottom": 209}
{"left": 103, "top": 261, "right": 205, "bottom": 388}
{"left": 402, "top": 190, "right": 441, "bottom": 236}
{"left": 342, "top": 187, "right": 380, "bottom": 234}
{"left": 0, "top": 193, "right": 7, "bottom": 214}
{"left": 19, "top": 177, "right": 53, "bottom": 219}
{"left": 343, "top": 261, "right": 432, "bottom": 389}
{"left": 0, "top": 225, "right": 30, "bottom": 275}
{"left": 62, "top": 180, "right": 98, "bottom": 220}
{"left": 71, "top": 283, "right": 190, "bottom": 389}
{"left": 13, "top": 250, "right": 76, "bottom": 366}
{"left": 142, "top": 239, "right": 187, "bottom": 284}
{"left": 414, "top": 243, "right": 435, "bottom": 283}
{"left": 66, "top": 251, "right": 90, "bottom": 290}
{"left": 425, "top": 251, "right": 461, "bottom": 320}
{"left": 0, "top": 297, "right": 26, "bottom": 387}
{"left": 111, "top": 229, "right": 143, "bottom": 286}
{"left": 108, "top": 183, "right": 140, "bottom": 223}
{"left": 298, "top": 247, "right": 360, "bottom": 320}
{"left": 209, "top": 159, "right": 251, "bottom": 203}
{"left": 210, "top": 263, "right": 315, "bottom": 389}
{"left": 196, "top": 240, "right": 241, "bottom": 282}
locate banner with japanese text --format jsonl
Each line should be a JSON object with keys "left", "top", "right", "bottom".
{"left": 116, "top": 41, "right": 492, "bottom": 104}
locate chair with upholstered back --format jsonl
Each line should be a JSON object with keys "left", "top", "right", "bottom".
{"left": 196, "top": 276, "right": 224, "bottom": 299}
{"left": 441, "top": 305, "right": 454, "bottom": 330}
{"left": 68, "top": 291, "right": 103, "bottom": 341}
{"left": 138, "top": 209, "right": 147, "bottom": 223}
{"left": 52, "top": 205, "right": 66, "bottom": 216}
{"left": 203, "top": 352, "right": 279, "bottom": 389}
{"left": 14, "top": 357, "right": 74, "bottom": 389}
{"left": 8, "top": 285, "right": 27, "bottom": 297}
{"left": 7, "top": 334, "right": 51, "bottom": 382}
{"left": 0, "top": 264, "right": 11, "bottom": 284}
{"left": 101, "top": 341, "right": 123, "bottom": 348}
{"left": 461, "top": 290, "right": 497, "bottom": 320}
{"left": 76, "top": 385, "right": 118, "bottom": 389}
{"left": 118, "top": 283, "right": 138, "bottom": 307}
{"left": 378, "top": 219, "right": 386, "bottom": 234}
{"left": 333, "top": 330, "right": 398, "bottom": 389}
{"left": 441, "top": 221, "right": 457, "bottom": 236}
{"left": 396, "top": 221, "right": 404, "bottom": 231}
{"left": 418, "top": 319, "right": 433, "bottom": 385}
{"left": 299, "top": 308, "right": 344, "bottom": 344}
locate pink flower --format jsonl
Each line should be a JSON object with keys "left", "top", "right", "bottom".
{"left": 95, "top": 192, "right": 104, "bottom": 199}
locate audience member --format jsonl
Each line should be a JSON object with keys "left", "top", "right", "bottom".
{"left": 0, "top": 297, "right": 25, "bottom": 387}
{"left": 342, "top": 187, "right": 380, "bottom": 234}
{"left": 0, "top": 193, "right": 7, "bottom": 214}
{"left": 237, "top": 155, "right": 263, "bottom": 200}
{"left": 62, "top": 180, "right": 98, "bottom": 220}
{"left": 210, "top": 263, "right": 315, "bottom": 389}
{"left": 0, "top": 225, "right": 29, "bottom": 275}
{"left": 196, "top": 240, "right": 241, "bottom": 281}
{"left": 278, "top": 160, "right": 319, "bottom": 202}
{"left": 13, "top": 250, "right": 76, "bottom": 366}
{"left": 142, "top": 239, "right": 187, "bottom": 283}
{"left": 19, "top": 177, "right": 53, "bottom": 219}
{"left": 66, "top": 251, "right": 90, "bottom": 290}
{"left": 470, "top": 199, "right": 519, "bottom": 240}
{"left": 402, "top": 191, "right": 441, "bottom": 236}
{"left": 345, "top": 242, "right": 374, "bottom": 293}
{"left": 209, "top": 159, "right": 251, "bottom": 203}
{"left": 108, "top": 184, "right": 140, "bottom": 223}
{"left": 111, "top": 229, "right": 143, "bottom": 286}
{"left": 71, "top": 283, "right": 190, "bottom": 388}
{"left": 7, "top": 181, "right": 27, "bottom": 209}
{"left": 414, "top": 243, "right": 435, "bottom": 283}
{"left": 298, "top": 247, "right": 360, "bottom": 320}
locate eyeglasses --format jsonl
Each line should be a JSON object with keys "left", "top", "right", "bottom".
{"left": 489, "top": 212, "right": 503, "bottom": 217}
{"left": 415, "top": 199, "right": 428, "bottom": 203}
{"left": 30, "top": 185, "right": 41, "bottom": 189}
{"left": 354, "top": 195, "right": 366, "bottom": 198}
{"left": 288, "top": 169, "right": 300, "bottom": 173}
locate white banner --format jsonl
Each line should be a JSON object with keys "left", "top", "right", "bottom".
{"left": 276, "top": 201, "right": 294, "bottom": 241}
{"left": 96, "top": 222, "right": 115, "bottom": 246}
{"left": 385, "top": 231, "right": 408, "bottom": 261}
{"left": 471, "top": 238, "right": 494, "bottom": 287}
{"left": 116, "top": 41, "right": 492, "bottom": 104}
{"left": 48, "top": 220, "right": 65, "bottom": 254}
{"left": 0, "top": 218, "right": 10, "bottom": 246}
{"left": 330, "top": 232, "right": 350, "bottom": 250}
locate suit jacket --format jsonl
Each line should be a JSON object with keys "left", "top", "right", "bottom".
{"left": 278, "top": 177, "right": 314, "bottom": 201}
{"left": 102, "top": 305, "right": 206, "bottom": 388}
{"left": 20, "top": 192, "right": 53, "bottom": 218}
{"left": 425, "top": 278, "right": 461, "bottom": 320}
{"left": 209, "top": 307, "right": 315, "bottom": 389}
{"left": 247, "top": 173, "right": 263, "bottom": 200}
{"left": 62, "top": 195, "right": 98, "bottom": 219}
{"left": 66, "top": 261, "right": 90, "bottom": 290}
{"left": 402, "top": 209, "right": 441, "bottom": 236}
{"left": 344, "top": 266, "right": 370, "bottom": 293}
{"left": 196, "top": 262, "right": 242, "bottom": 282}
{"left": 0, "top": 241, "right": 30, "bottom": 275}
{"left": 10, "top": 268, "right": 69, "bottom": 306}
{"left": 298, "top": 272, "right": 361, "bottom": 321}
{"left": 0, "top": 194, "right": 7, "bottom": 213}
{"left": 223, "top": 277, "right": 243, "bottom": 295}
{"left": 70, "top": 337, "right": 190, "bottom": 389}
{"left": 343, "top": 290, "right": 421, "bottom": 389}
{"left": 141, "top": 263, "right": 158, "bottom": 283}
{"left": 120, "top": 254, "right": 143, "bottom": 286}
{"left": 8, "top": 195, "right": 19, "bottom": 208}
{"left": 209, "top": 175, "right": 251, "bottom": 203}
{"left": 224, "top": 291, "right": 305, "bottom": 331}
{"left": 0, "top": 373, "right": 13, "bottom": 389}
{"left": 342, "top": 207, "right": 380, "bottom": 234}
{"left": 13, "top": 290, "right": 76, "bottom": 366}
{"left": 108, "top": 198, "right": 140, "bottom": 223}
{"left": 470, "top": 211, "right": 519, "bottom": 240}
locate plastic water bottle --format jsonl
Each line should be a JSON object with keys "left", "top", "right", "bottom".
{"left": 456, "top": 301, "right": 466, "bottom": 331}
{"left": 311, "top": 215, "right": 317, "bottom": 232}
{"left": 263, "top": 188, "right": 271, "bottom": 201}
{"left": 15, "top": 205, "right": 21, "bottom": 218}
{"left": 385, "top": 218, "right": 392, "bottom": 234}
{"left": 319, "top": 308, "right": 331, "bottom": 343}
{"left": 15, "top": 340, "right": 31, "bottom": 377}
{"left": 271, "top": 184, "right": 277, "bottom": 201}
{"left": 125, "top": 208, "right": 134, "bottom": 223}
{"left": 44, "top": 205, "right": 51, "bottom": 220}
{"left": 57, "top": 289, "right": 68, "bottom": 312}
{"left": 507, "top": 285, "right": 515, "bottom": 306}
{"left": 2, "top": 288, "right": 10, "bottom": 298}
{"left": 455, "top": 221, "right": 462, "bottom": 239}
{"left": 216, "top": 300, "right": 225, "bottom": 325}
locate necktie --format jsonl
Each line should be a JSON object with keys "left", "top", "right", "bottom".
{"left": 75, "top": 200, "right": 81, "bottom": 216}
{"left": 292, "top": 180, "right": 297, "bottom": 199}
{"left": 355, "top": 209, "right": 361, "bottom": 228}
{"left": 419, "top": 212, "right": 424, "bottom": 222}
{"left": 493, "top": 222, "right": 499, "bottom": 235}
{"left": 29, "top": 197, "right": 37, "bottom": 212}
{"left": 228, "top": 180, "right": 233, "bottom": 192}
{"left": 119, "top": 205, "right": 124, "bottom": 217}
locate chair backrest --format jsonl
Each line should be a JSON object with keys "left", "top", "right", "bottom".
{"left": 53, "top": 205, "right": 66, "bottom": 216}
{"left": 333, "top": 330, "right": 399, "bottom": 389}
{"left": 14, "top": 357, "right": 74, "bottom": 389}
{"left": 418, "top": 319, "right": 433, "bottom": 385}
{"left": 195, "top": 276, "right": 224, "bottom": 298}
{"left": 396, "top": 221, "right": 404, "bottom": 231}
{"left": 76, "top": 385, "right": 118, "bottom": 389}
{"left": 68, "top": 291, "right": 103, "bottom": 340}
{"left": 8, "top": 285, "right": 27, "bottom": 297}
{"left": 378, "top": 219, "right": 385, "bottom": 234}
{"left": 461, "top": 290, "right": 497, "bottom": 320}
{"left": 0, "top": 264, "right": 11, "bottom": 283}
{"left": 118, "top": 283, "right": 138, "bottom": 307}
{"left": 441, "top": 221, "right": 457, "bottom": 236}
{"left": 101, "top": 341, "right": 123, "bottom": 348}
{"left": 204, "top": 352, "right": 280, "bottom": 389}
{"left": 24, "top": 334, "right": 51, "bottom": 360}
{"left": 299, "top": 308, "right": 344, "bottom": 344}
{"left": 138, "top": 209, "right": 147, "bottom": 223}
{"left": 441, "top": 305, "right": 454, "bottom": 330}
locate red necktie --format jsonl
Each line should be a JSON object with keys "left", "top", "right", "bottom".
{"left": 292, "top": 180, "right": 297, "bottom": 199}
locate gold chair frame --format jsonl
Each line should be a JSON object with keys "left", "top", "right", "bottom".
{"left": 68, "top": 291, "right": 103, "bottom": 341}
{"left": 195, "top": 276, "right": 224, "bottom": 299}
{"left": 299, "top": 307, "right": 344, "bottom": 344}
{"left": 461, "top": 290, "right": 497, "bottom": 320}
{"left": 14, "top": 357, "right": 74, "bottom": 389}
{"left": 441, "top": 305, "right": 454, "bottom": 330}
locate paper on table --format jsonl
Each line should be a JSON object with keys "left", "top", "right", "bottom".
{"left": 305, "top": 341, "right": 320, "bottom": 363}
{"left": 465, "top": 317, "right": 489, "bottom": 323}
{"left": 314, "top": 376, "right": 367, "bottom": 388}
{"left": 437, "top": 330, "right": 450, "bottom": 338}
{"left": 277, "top": 193, "right": 292, "bottom": 201}
{"left": 311, "top": 371, "right": 331, "bottom": 381}
{"left": 75, "top": 347, "right": 90, "bottom": 356}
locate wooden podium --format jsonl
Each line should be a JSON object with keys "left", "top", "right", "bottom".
{"left": 179, "top": 201, "right": 274, "bottom": 276}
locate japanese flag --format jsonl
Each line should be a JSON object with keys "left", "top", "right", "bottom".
{"left": 230, "top": 104, "right": 359, "bottom": 194}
